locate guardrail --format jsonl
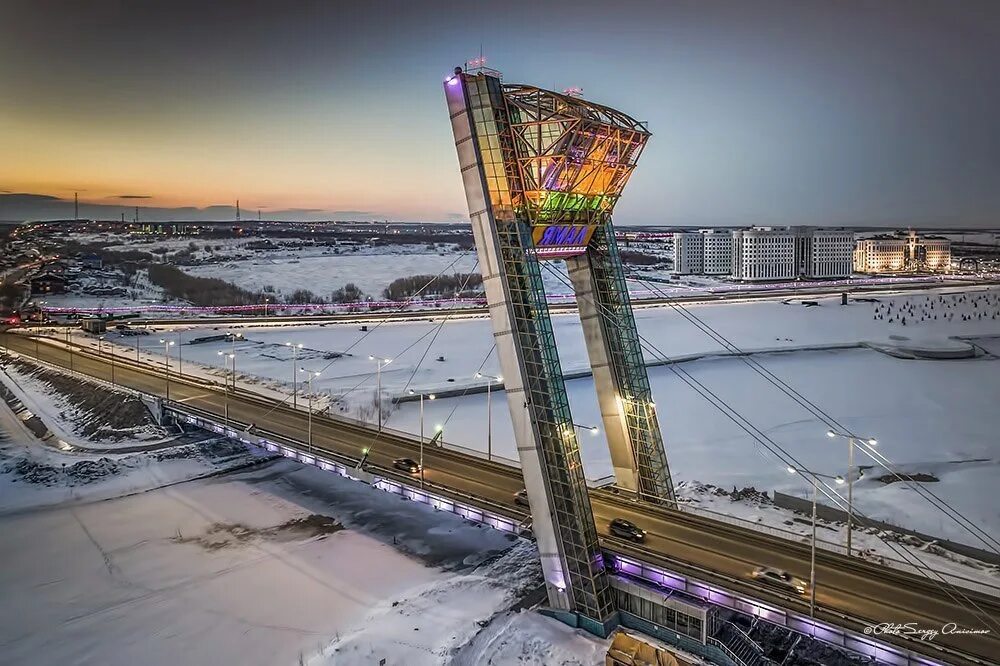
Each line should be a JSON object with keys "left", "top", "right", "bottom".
{"left": 167, "top": 402, "right": 526, "bottom": 537}
{"left": 605, "top": 548, "right": 968, "bottom": 666}
{"left": 678, "top": 500, "right": 1000, "bottom": 599}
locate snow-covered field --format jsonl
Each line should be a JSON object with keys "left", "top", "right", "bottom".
{"left": 187, "top": 247, "right": 480, "bottom": 301}
{"left": 0, "top": 457, "right": 558, "bottom": 666}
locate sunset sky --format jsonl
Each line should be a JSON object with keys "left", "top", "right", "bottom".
{"left": 2, "top": 0, "right": 998, "bottom": 226}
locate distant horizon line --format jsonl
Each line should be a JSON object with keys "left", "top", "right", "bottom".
{"left": 2, "top": 218, "right": 998, "bottom": 232}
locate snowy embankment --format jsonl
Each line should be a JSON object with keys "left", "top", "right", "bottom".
{"left": 0, "top": 354, "right": 269, "bottom": 513}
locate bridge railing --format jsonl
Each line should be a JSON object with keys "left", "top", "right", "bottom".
{"left": 677, "top": 500, "right": 1000, "bottom": 599}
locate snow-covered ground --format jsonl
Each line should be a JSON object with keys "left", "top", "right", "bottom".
{"left": 185, "top": 246, "right": 482, "bottom": 301}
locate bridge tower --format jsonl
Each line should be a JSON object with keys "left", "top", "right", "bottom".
{"left": 444, "top": 66, "right": 675, "bottom": 631}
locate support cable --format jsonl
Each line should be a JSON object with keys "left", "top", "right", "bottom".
{"left": 541, "top": 261, "right": 1000, "bottom": 632}
{"left": 633, "top": 275, "right": 1000, "bottom": 556}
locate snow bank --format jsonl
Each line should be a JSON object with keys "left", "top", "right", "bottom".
{"left": 307, "top": 540, "right": 542, "bottom": 666}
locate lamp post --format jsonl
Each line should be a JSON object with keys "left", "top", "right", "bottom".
{"left": 826, "top": 429, "right": 877, "bottom": 556}
{"left": 786, "top": 466, "right": 845, "bottom": 617}
{"left": 62, "top": 328, "right": 75, "bottom": 375}
{"left": 98, "top": 335, "right": 116, "bottom": 386}
{"left": 409, "top": 389, "right": 436, "bottom": 488}
{"left": 263, "top": 297, "right": 270, "bottom": 317}
{"left": 300, "top": 367, "right": 321, "bottom": 454}
{"left": 218, "top": 351, "right": 235, "bottom": 426}
{"left": 285, "top": 342, "right": 303, "bottom": 409}
{"left": 476, "top": 372, "right": 502, "bottom": 461}
{"left": 369, "top": 355, "right": 392, "bottom": 431}
{"left": 159, "top": 338, "right": 175, "bottom": 401}
{"left": 573, "top": 422, "right": 600, "bottom": 436}
{"left": 177, "top": 331, "right": 183, "bottom": 375}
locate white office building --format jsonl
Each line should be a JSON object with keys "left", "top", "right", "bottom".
{"left": 702, "top": 230, "right": 733, "bottom": 274}
{"left": 731, "top": 228, "right": 797, "bottom": 281}
{"left": 671, "top": 232, "right": 704, "bottom": 274}
{"left": 671, "top": 230, "right": 732, "bottom": 275}
{"left": 796, "top": 228, "right": 855, "bottom": 279}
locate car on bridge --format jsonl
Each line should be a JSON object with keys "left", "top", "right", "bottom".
{"left": 392, "top": 457, "right": 421, "bottom": 474}
{"left": 751, "top": 566, "right": 808, "bottom": 595}
{"left": 513, "top": 488, "right": 530, "bottom": 507}
{"left": 609, "top": 518, "right": 646, "bottom": 543}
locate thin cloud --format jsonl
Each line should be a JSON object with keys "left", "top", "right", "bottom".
{"left": 109, "top": 194, "right": 153, "bottom": 199}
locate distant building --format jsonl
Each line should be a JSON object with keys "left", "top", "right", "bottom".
{"left": 794, "top": 227, "right": 855, "bottom": 279}
{"left": 29, "top": 273, "right": 67, "bottom": 295}
{"left": 854, "top": 232, "right": 951, "bottom": 273}
{"left": 670, "top": 229, "right": 732, "bottom": 275}
{"left": 702, "top": 230, "right": 733, "bottom": 275}
{"left": 670, "top": 232, "right": 704, "bottom": 274}
{"left": 731, "top": 228, "right": 797, "bottom": 281}
{"left": 674, "top": 227, "right": 852, "bottom": 281}
{"left": 919, "top": 237, "right": 952, "bottom": 271}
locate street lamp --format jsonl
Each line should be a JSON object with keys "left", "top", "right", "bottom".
{"left": 176, "top": 331, "right": 183, "bottom": 375}
{"left": 218, "top": 351, "right": 235, "bottom": 426}
{"left": 369, "top": 355, "right": 392, "bottom": 431}
{"left": 98, "top": 335, "right": 115, "bottom": 386}
{"left": 786, "top": 466, "right": 845, "bottom": 618}
{"left": 476, "top": 372, "right": 502, "bottom": 461}
{"left": 62, "top": 328, "right": 75, "bottom": 375}
{"left": 826, "top": 429, "right": 877, "bottom": 556}
{"left": 409, "top": 389, "right": 436, "bottom": 488}
{"left": 300, "top": 367, "right": 321, "bottom": 454}
{"left": 285, "top": 342, "right": 303, "bottom": 409}
{"left": 159, "top": 338, "right": 175, "bottom": 401}
{"left": 573, "top": 423, "right": 600, "bottom": 436}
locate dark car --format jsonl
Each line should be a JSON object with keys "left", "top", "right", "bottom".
{"left": 514, "top": 488, "right": 530, "bottom": 508}
{"left": 392, "top": 457, "right": 421, "bottom": 474}
{"left": 609, "top": 518, "right": 646, "bottom": 542}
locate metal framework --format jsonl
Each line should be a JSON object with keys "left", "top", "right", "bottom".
{"left": 444, "top": 67, "right": 674, "bottom": 632}
{"left": 503, "top": 84, "right": 649, "bottom": 225}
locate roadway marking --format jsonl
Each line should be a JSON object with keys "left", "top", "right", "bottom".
{"left": 176, "top": 393, "right": 213, "bottom": 404}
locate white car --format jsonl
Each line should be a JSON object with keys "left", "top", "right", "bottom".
{"left": 751, "top": 566, "right": 808, "bottom": 595}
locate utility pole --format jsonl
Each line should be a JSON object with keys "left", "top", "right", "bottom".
{"left": 236, "top": 199, "right": 241, "bottom": 222}
{"left": 74, "top": 192, "right": 79, "bottom": 221}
